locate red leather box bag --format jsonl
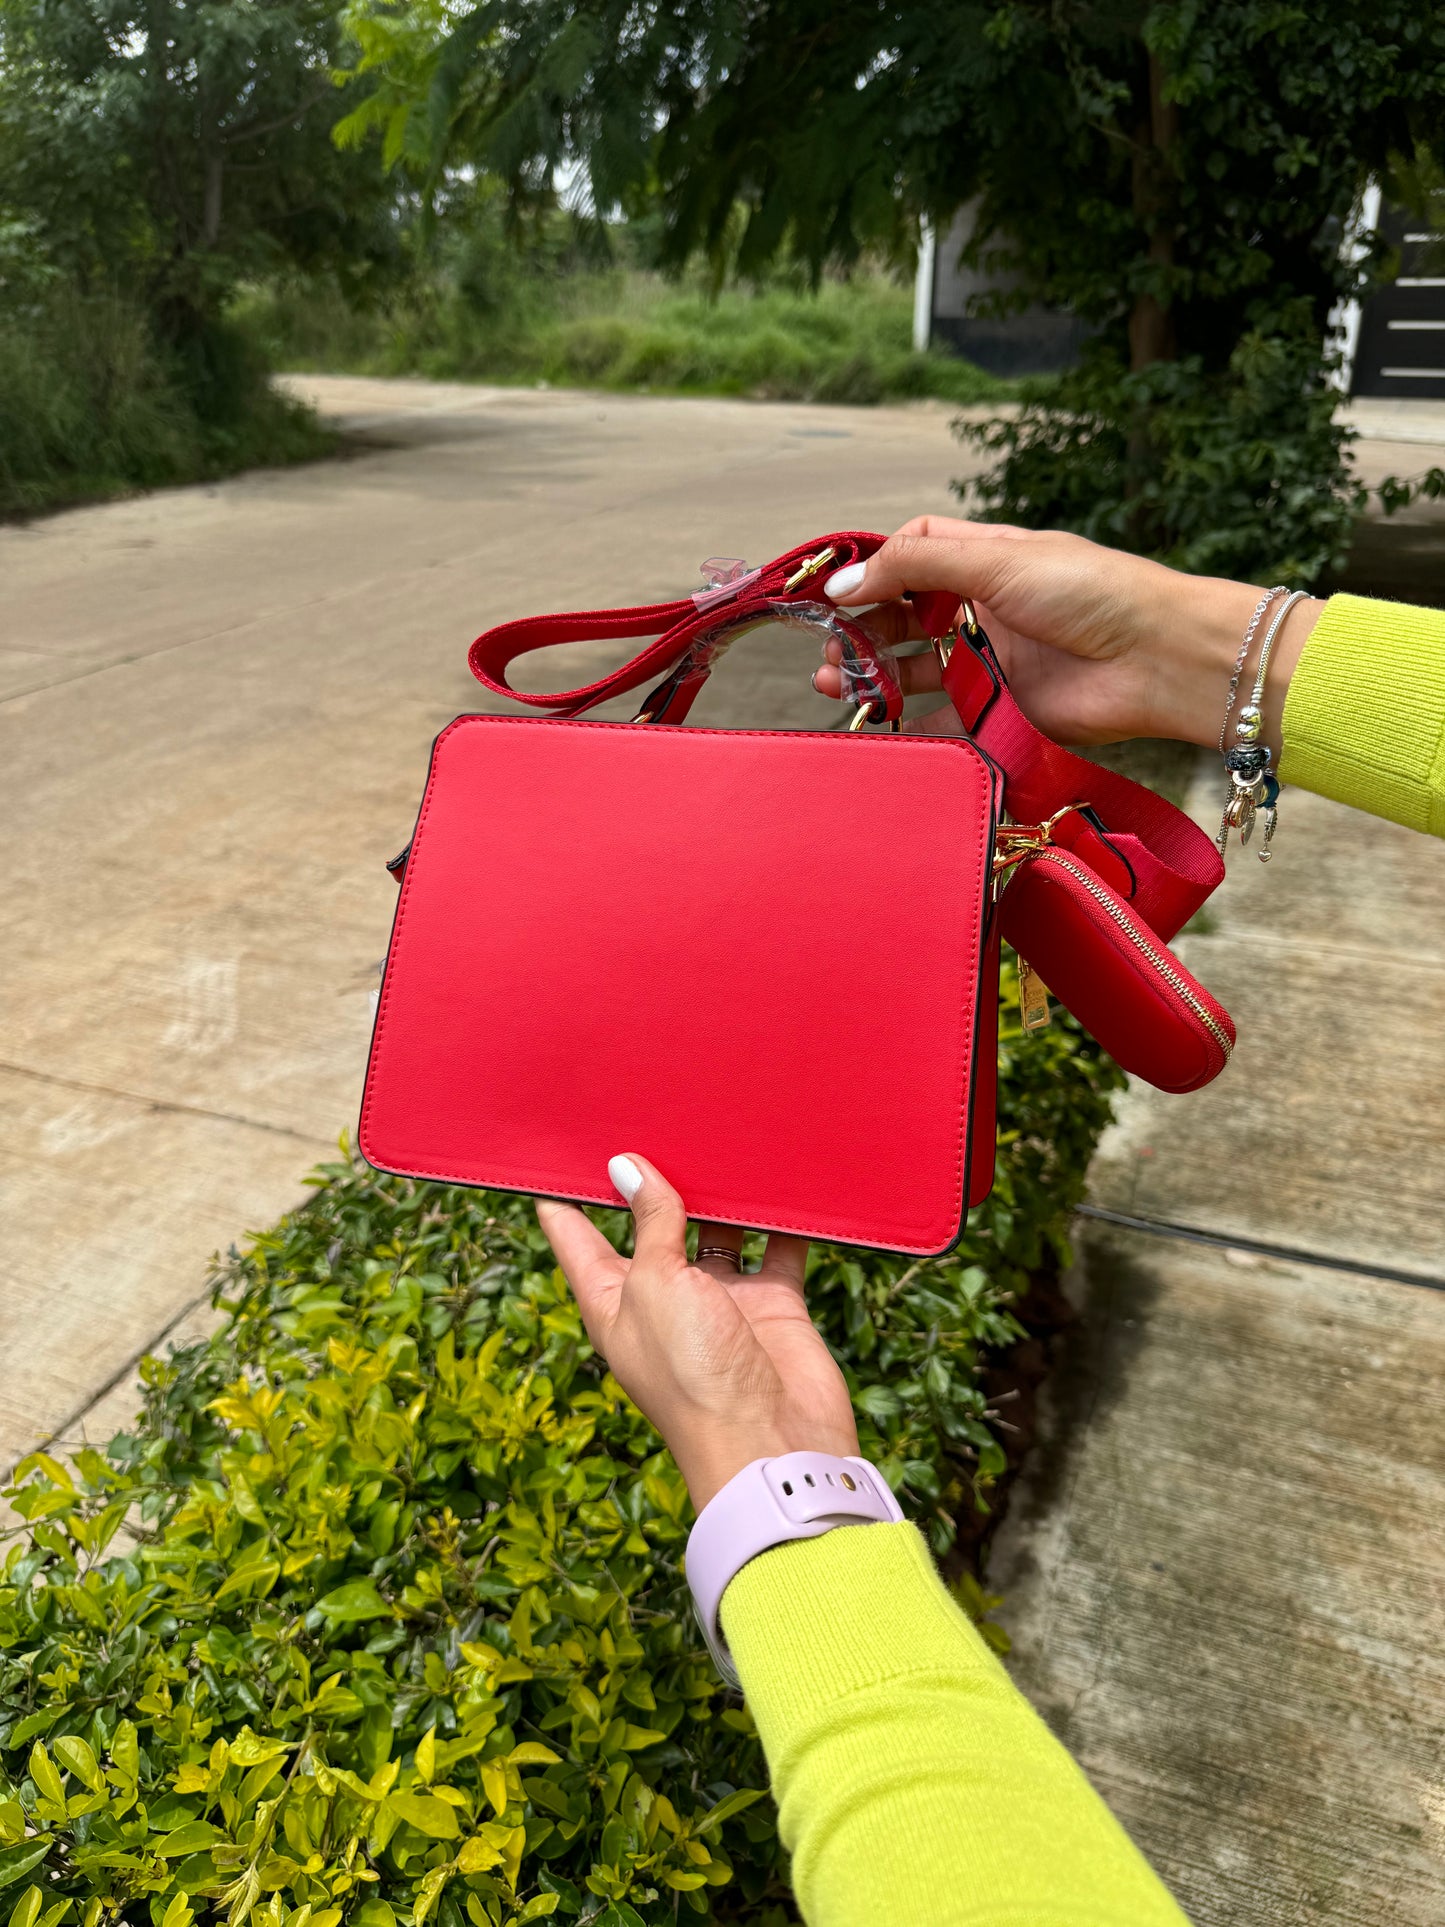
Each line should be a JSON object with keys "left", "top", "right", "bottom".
{"left": 360, "top": 533, "right": 1232, "bottom": 1256}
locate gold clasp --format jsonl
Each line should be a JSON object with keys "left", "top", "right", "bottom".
{"left": 992, "top": 804, "right": 1086, "bottom": 894}
{"left": 935, "top": 602, "right": 979, "bottom": 671}
{"left": 784, "top": 545, "right": 838, "bottom": 593}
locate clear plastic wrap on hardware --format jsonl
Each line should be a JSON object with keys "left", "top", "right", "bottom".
{"left": 799, "top": 602, "right": 903, "bottom": 714}
{"left": 673, "top": 598, "right": 900, "bottom": 716}
{"left": 669, "top": 556, "right": 903, "bottom": 719}
{"left": 692, "top": 556, "right": 763, "bottom": 612}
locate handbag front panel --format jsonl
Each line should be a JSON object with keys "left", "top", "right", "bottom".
{"left": 360, "top": 716, "right": 997, "bottom": 1255}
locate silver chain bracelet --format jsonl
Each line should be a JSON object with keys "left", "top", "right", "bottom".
{"left": 1218, "top": 588, "right": 1307, "bottom": 861}
{"left": 1218, "top": 586, "right": 1286, "bottom": 756}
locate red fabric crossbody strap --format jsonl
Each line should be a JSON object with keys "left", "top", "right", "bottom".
{"left": 931, "top": 620, "right": 1222, "bottom": 940}
{"left": 467, "top": 530, "right": 1223, "bottom": 940}
{"left": 468, "top": 533, "right": 886, "bottom": 718}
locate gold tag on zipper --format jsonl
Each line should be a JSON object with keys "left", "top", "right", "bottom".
{"left": 1018, "top": 958, "right": 1053, "bottom": 1032}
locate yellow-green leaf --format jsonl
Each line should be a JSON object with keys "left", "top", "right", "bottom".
{"left": 214, "top": 1558, "right": 280, "bottom": 1605}
{"left": 387, "top": 1793, "right": 459, "bottom": 1840}
{"left": 8, "top": 1885, "right": 43, "bottom": 1927}
{"left": 479, "top": 1764, "right": 507, "bottom": 1819}
{"left": 453, "top": 1838, "right": 501, "bottom": 1875}
{"left": 27, "top": 1749, "right": 63, "bottom": 1809}
{"left": 0, "top": 1848, "right": 49, "bottom": 1897}
{"left": 226, "top": 1731, "right": 289, "bottom": 1769}
{"left": 110, "top": 1722, "right": 139, "bottom": 1785}
{"left": 316, "top": 1581, "right": 392, "bottom": 1625}
{"left": 156, "top": 1822, "right": 227, "bottom": 1857}
{"left": 52, "top": 1739, "right": 100, "bottom": 1794}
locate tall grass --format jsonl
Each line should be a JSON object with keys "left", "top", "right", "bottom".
{"left": 0, "top": 292, "right": 331, "bottom": 517}
{"left": 1, "top": 258, "right": 1003, "bottom": 516}
{"left": 238, "top": 267, "right": 1008, "bottom": 407}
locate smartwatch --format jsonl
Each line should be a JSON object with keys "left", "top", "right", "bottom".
{"left": 685, "top": 1451, "right": 904, "bottom": 1684}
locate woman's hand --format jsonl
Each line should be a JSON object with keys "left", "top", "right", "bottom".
{"left": 536, "top": 1155, "right": 859, "bottom": 1512}
{"left": 814, "top": 515, "right": 1320, "bottom": 753}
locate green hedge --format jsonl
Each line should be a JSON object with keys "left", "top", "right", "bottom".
{"left": 0, "top": 965, "right": 1120, "bottom": 1927}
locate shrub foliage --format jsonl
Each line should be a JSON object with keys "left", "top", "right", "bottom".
{"left": 239, "top": 261, "right": 1005, "bottom": 409}
{"left": 0, "top": 291, "right": 331, "bottom": 518}
{"left": 0, "top": 972, "right": 1121, "bottom": 1927}
{"left": 960, "top": 324, "right": 1361, "bottom": 588}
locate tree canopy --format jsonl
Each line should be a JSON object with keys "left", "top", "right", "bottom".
{"left": 0, "top": 0, "right": 394, "bottom": 338}
{"left": 339, "top": 0, "right": 1445, "bottom": 578}
{"left": 345, "top": 2, "right": 1445, "bottom": 354}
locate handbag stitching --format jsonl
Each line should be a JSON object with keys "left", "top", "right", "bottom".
{"left": 361, "top": 715, "right": 991, "bottom": 1248}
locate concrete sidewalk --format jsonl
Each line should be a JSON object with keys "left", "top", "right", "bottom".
{"left": 991, "top": 760, "right": 1445, "bottom": 1923}
{"left": 5, "top": 375, "right": 1445, "bottom": 1919}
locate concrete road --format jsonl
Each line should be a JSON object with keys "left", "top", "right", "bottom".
{"left": 2, "top": 378, "right": 967, "bottom": 1466}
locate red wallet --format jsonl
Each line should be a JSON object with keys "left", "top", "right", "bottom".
{"left": 360, "top": 532, "right": 1231, "bottom": 1256}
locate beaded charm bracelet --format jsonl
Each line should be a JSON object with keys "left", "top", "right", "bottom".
{"left": 1217, "top": 588, "right": 1307, "bottom": 861}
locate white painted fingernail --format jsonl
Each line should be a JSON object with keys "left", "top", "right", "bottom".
{"left": 608, "top": 1154, "right": 644, "bottom": 1202}
{"left": 823, "top": 561, "right": 866, "bottom": 600}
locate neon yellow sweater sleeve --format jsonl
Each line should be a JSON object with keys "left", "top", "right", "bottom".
{"left": 1279, "top": 594, "right": 1445, "bottom": 836}
{"left": 721, "top": 1522, "right": 1189, "bottom": 1926}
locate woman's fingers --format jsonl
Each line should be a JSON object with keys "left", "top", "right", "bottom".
{"left": 825, "top": 530, "right": 1018, "bottom": 611}
{"left": 693, "top": 1220, "right": 746, "bottom": 1280}
{"left": 814, "top": 642, "right": 943, "bottom": 702}
{"left": 759, "top": 1233, "right": 809, "bottom": 1293}
{"left": 610, "top": 1152, "right": 690, "bottom": 1268}
{"left": 535, "top": 1198, "right": 624, "bottom": 1342}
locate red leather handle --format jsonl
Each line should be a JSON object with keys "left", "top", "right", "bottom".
{"left": 471, "top": 533, "right": 876, "bottom": 713}
{"left": 466, "top": 532, "right": 1223, "bottom": 941}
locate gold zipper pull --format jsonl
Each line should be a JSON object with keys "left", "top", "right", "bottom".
{"left": 1017, "top": 958, "right": 1053, "bottom": 1031}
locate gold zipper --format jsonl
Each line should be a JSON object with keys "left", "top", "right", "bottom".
{"left": 1013, "top": 847, "right": 1233, "bottom": 1061}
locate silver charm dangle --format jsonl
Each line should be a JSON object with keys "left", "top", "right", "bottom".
{"left": 1255, "top": 774, "right": 1281, "bottom": 862}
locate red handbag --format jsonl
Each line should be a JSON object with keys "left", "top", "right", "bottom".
{"left": 360, "top": 532, "right": 1231, "bottom": 1256}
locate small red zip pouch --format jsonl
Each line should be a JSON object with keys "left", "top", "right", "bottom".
{"left": 998, "top": 846, "right": 1232, "bottom": 1092}
{"left": 361, "top": 532, "right": 1233, "bottom": 1254}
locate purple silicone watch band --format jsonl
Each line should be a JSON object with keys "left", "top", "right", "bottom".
{"left": 685, "top": 1451, "right": 905, "bottom": 1685}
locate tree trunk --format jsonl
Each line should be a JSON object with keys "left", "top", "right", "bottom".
{"left": 1128, "top": 51, "right": 1179, "bottom": 373}
{"left": 202, "top": 152, "right": 223, "bottom": 249}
